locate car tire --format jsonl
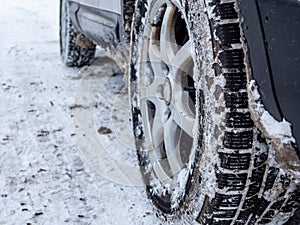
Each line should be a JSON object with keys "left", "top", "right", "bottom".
{"left": 129, "top": 0, "right": 300, "bottom": 224}
{"left": 59, "top": 0, "right": 95, "bottom": 67}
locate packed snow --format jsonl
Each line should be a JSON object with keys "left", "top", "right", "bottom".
{"left": 0, "top": 0, "right": 166, "bottom": 224}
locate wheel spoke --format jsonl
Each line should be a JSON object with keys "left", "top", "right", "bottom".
{"left": 164, "top": 116, "right": 184, "bottom": 176}
{"left": 140, "top": 98, "right": 169, "bottom": 149}
{"left": 140, "top": 76, "right": 165, "bottom": 100}
{"left": 152, "top": 117, "right": 164, "bottom": 148}
{"left": 149, "top": 34, "right": 161, "bottom": 65}
{"left": 160, "top": 6, "right": 178, "bottom": 65}
{"left": 172, "top": 109, "right": 194, "bottom": 138}
{"left": 170, "top": 41, "right": 192, "bottom": 76}
{"left": 149, "top": 37, "right": 167, "bottom": 80}
{"left": 153, "top": 159, "right": 173, "bottom": 184}
{"left": 148, "top": 0, "right": 169, "bottom": 24}
{"left": 140, "top": 38, "right": 166, "bottom": 100}
{"left": 140, "top": 100, "right": 154, "bottom": 149}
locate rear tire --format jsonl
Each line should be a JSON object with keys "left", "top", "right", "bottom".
{"left": 59, "top": 0, "right": 95, "bottom": 67}
{"left": 129, "top": 0, "right": 300, "bottom": 224}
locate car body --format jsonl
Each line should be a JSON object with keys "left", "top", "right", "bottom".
{"left": 67, "top": 0, "right": 123, "bottom": 47}
{"left": 238, "top": 0, "right": 300, "bottom": 149}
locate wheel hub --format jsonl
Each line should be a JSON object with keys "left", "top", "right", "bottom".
{"left": 157, "top": 77, "right": 172, "bottom": 105}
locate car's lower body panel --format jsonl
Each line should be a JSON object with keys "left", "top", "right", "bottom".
{"left": 68, "top": 1, "right": 122, "bottom": 47}
{"left": 238, "top": 0, "right": 300, "bottom": 147}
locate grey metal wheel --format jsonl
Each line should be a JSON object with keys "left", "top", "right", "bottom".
{"left": 130, "top": 0, "right": 198, "bottom": 213}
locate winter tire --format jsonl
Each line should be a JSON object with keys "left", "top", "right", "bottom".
{"left": 129, "top": 0, "right": 300, "bottom": 224}
{"left": 59, "top": 0, "right": 95, "bottom": 67}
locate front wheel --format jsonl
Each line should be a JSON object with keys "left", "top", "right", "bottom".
{"left": 129, "top": 0, "right": 300, "bottom": 224}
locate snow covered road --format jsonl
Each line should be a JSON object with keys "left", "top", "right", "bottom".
{"left": 0, "top": 1, "right": 164, "bottom": 224}
{"left": 1, "top": 1, "right": 299, "bottom": 224}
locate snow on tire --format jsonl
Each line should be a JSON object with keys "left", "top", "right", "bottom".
{"left": 59, "top": 0, "right": 95, "bottom": 67}
{"left": 129, "top": 0, "right": 300, "bottom": 224}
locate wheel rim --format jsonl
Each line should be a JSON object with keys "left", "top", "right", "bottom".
{"left": 137, "top": 0, "right": 196, "bottom": 211}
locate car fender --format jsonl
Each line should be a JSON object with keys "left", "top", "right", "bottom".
{"left": 68, "top": 0, "right": 123, "bottom": 47}
{"left": 70, "top": 0, "right": 122, "bottom": 15}
{"left": 238, "top": 0, "right": 300, "bottom": 146}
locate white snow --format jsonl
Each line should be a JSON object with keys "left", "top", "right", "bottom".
{"left": 0, "top": 0, "right": 166, "bottom": 224}
{"left": 248, "top": 80, "right": 295, "bottom": 144}
{"left": 261, "top": 112, "right": 293, "bottom": 142}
